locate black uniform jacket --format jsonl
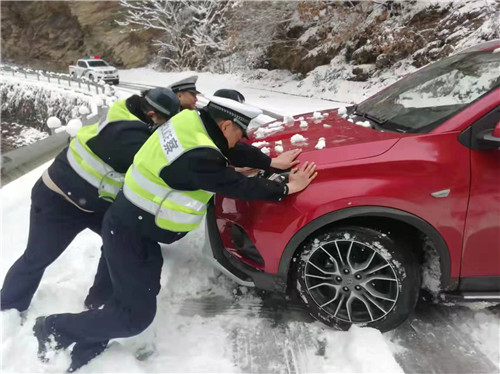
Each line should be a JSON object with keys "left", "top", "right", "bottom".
{"left": 46, "top": 95, "right": 154, "bottom": 213}
{"left": 109, "top": 108, "right": 288, "bottom": 243}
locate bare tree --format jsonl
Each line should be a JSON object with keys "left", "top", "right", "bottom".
{"left": 117, "top": 0, "right": 234, "bottom": 70}
{"left": 227, "top": 1, "right": 296, "bottom": 51}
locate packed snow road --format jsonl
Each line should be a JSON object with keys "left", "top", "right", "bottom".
{"left": 1, "top": 70, "right": 499, "bottom": 373}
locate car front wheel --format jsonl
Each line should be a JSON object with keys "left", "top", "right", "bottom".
{"left": 291, "top": 226, "right": 420, "bottom": 332}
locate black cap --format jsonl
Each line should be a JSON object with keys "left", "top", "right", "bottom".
{"left": 145, "top": 88, "right": 180, "bottom": 117}
{"left": 168, "top": 75, "right": 200, "bottom": 94}
{"left": 206, "top": 97, "right": 262, "bottom": 138}
{"left": 213, "top": 89, "right": 245, "bottom": 103}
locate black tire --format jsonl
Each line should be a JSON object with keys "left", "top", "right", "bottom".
{"left": 113, "top": 79, "right": 119, "bottom": 85}
{"left": 291, "top": 226, "right": 420, "bottom": 332}
{"left": 88, "top": 74, "right": 94, "bottom": 81}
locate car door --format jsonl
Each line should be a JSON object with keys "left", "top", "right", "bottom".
{"left": 460, "top": 105, "right": 500, "bottom": 289}
{"left": 77, "top": 60, "right": 88, "bottom": 77}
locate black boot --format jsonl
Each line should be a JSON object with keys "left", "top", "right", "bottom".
{"left": 33, "top": 316, "right": 66, "bottom": 361}
{"left": 67, "top": 341, "right": 108, "bottom": 372}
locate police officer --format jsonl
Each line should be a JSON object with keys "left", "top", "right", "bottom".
{"left": 212, "top": 88, "right": 298, "bottom": 177}
{"left": 0, "top": 88, "right": 180, "bottom": 313}
{"left": 33, "top": 97, "right": 317, "bottom": 372}
{"left": 168, "top": 75, "right": 200, "bottom": 109}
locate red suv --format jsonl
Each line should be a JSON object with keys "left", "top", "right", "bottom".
{"left": 204, "top": 40, "right": 500, "bottom": 331}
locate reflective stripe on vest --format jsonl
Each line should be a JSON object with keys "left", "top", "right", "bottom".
{"left": 128, "top": 165, "right": 205, "bottom": 211}
{"left": 123, "top": 184, "right": 204, "bottom": 226}
{"left": 123, "top": 110, "right": 223, "bottom": 232}
{"left": 66, "top": 100, "right": 140, "bottom": 201}
{"left": 67, "top": 139, "right": 124, "bottom": 200}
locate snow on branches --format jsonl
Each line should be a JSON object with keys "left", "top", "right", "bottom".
{"left": 117, "top": 0, "right": 234, "bottom": 70}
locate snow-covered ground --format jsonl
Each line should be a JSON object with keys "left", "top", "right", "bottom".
{"left": 1, "top": 69, "right": 499, "bottom": 373}
{"left": 1, "top": 162, "right": 403, "bottom": 373}
{"left": 117, "top": 69, "right": 345, "bottom": 116}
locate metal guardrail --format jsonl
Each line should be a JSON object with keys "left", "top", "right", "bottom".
{"left": 1, "top": 132, "right": 70, "bottom": 186}
{"left": 0, "top": 64, "right": 108, "bottom": 95}
{"left": 0, "top": 67, "right": 282, "bottom": 186}
{"left": 1, "top": 64, "right": 112, "bottom": 185}
{"left": 1, "top": 101, "right": 108, "bottom": 186}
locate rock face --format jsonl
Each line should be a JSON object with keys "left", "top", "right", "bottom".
{"left": 1, "top": 1, "right": 159, "bottom": 72}
{"left": 263, "top": 1, "right": 498, "bottom": 75}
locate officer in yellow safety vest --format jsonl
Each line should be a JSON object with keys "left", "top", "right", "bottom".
{"left": 33, "top": 97, "right": 317, "bottom": 372}
{"left": 1, "top": 88, "right": 180, "bottom": 314}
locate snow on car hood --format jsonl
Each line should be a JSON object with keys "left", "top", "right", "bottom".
{"left": 246, "top": 109, "right": 404, "bottom": 165}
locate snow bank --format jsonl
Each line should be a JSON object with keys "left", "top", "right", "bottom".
{"left": 1, "top": 76, "right": 93, "bottom": 127}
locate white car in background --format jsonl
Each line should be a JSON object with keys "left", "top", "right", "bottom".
{"left": 69, "top": 56, "right": 119, "bottom": 85}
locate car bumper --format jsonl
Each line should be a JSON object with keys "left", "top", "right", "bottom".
{"left": 97, "top": 75, "right": 119, "bottom": 81}
{"left": 203, "top": 202, "right": 288, "bottom": 292}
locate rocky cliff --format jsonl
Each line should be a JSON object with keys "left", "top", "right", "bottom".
{"left": 1, "top": 1, "right": 159, "bottom": 72}
{"left": 2, "top": 1, "right": 498, "bottom": 79}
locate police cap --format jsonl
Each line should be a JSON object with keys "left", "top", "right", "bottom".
{"left": 206, "top": 96, "right": 262, "bottom": 138}
{"left": 168, "top": 75, "right": 200, "bottom": 94}
{"left": 213, "top": 89, "right": 245, "bottom": 103}
{"left": 145, "top": 88, "right": 180, "bottom": 117}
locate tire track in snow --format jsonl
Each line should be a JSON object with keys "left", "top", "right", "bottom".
{"left": 178, "top": 293, "right": 321, "bottom": 373}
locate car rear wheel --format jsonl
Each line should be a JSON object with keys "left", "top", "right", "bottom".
{"left": 291, "top": 226, "right": 420, "bottom": 332}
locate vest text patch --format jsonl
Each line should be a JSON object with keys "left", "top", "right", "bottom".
{"left": 158, "top": 122, "right": 184, "bottom": 162}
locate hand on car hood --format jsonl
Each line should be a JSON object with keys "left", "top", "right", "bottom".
{"left": 246, "top": 109, "right": 405, "bottom": 165}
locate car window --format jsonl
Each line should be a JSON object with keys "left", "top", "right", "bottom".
{"left": 356, "top": 50, "right": 500, "bottom": 133}
{"left": 87, "top": 60, "right": 109, "bottom": 67}
{"left": 77, "top": 61, "right": 87, "bottom": 68}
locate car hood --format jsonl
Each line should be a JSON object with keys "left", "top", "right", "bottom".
{"left": 246, "top": 109, "right": 405, "bottom": 165}
{"left": 91, "top": 66, "right": 113, "bottom": 71}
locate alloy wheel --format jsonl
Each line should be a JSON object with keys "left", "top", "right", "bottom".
{"left": 302, "top": 239, "right": 400, "bottom": 324}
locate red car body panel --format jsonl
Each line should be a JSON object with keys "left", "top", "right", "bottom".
{"left": 214, "top": 47, "right": 500, "bottom": 291}
{"left": 218, "top": 127, "right": 471, "bottom": 277}
{"left": 461, "top": 139, "right": 500, "bottom": 277}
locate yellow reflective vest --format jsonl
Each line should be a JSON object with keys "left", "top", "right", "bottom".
{"left": 123, "top": 109, "right": 223, "bottom": 232}
{"left": 67, "top": 100, "right": 139, "bottom": 201}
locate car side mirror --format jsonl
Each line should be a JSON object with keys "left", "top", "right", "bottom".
{"left": 479, "top": 120, "right": 500, "bottom": 149}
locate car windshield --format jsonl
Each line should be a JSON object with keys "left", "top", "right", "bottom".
{"left": 356, "top": 50, "right": 500, "bottom": 133}
{"left": 87, "top": 60, "right": 109, "bottom": 67}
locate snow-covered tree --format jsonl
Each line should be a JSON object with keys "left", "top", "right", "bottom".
{"left": 117, "top": 0, "right": 235, "bottom": 70}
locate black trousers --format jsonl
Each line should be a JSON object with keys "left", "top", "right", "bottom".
{"left": 46, "top": 210, "right": 181, "bottom": 367}
{"left": 0, "top": 179, "right": 111, "bottom": 312}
